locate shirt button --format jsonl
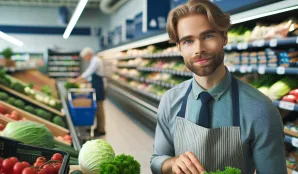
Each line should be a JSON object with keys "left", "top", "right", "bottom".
{"left": 214, "top": 95, "right": 218, "bottom": 99}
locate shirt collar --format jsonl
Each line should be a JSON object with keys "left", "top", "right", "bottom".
{"left": 191, "top": 68, "right": 231, "bottom": 101}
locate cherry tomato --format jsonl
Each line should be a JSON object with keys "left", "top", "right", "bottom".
{"left": 33, "top": 162, "right": 43, "bottom": 167}
{"left": 2, "top": 158, "right": 15, "bottom": 173}
{"left": 13, "top": 162, "right": 27, "bottom": 174}
{"left": 22, "top": 167, "right": 37, "bottom": 174}
{"left": 42, "top": 164, "right": 56, "bottom": 174}
{"left": 10, "top": 114, "right": 19, "bottom": 120}
{"left": 10, "top": 157, "right": 19, "bottom": 164}
{"left": 0, "top": 124, "right": 5, "bottom": 131}
{"left": 63, "top": 135, "right": 72, "bottom": 141}
{"left": 11, "top": 111, "right": 18, "bottom": 116}
{"left": 37, "top": 170, "right": 46, "bottom": 174}
{"left": 22, "top": 162, "right": 30, "bottom": 168}
{"left": 35, "top": 157, "right": 46, "bottom": 163}
{"left": 51, "top": 153, "right": 63, "bottom": 161}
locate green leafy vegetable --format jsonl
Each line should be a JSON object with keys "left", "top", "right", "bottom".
{"left": 41, "top": 85, "right": 52, "bottom": 96}
{"left": 204, "top": 167, "right": 241, "bottom": 174}
{"left": 64, "top": 81, "right": 79, "bottom": 90}
{"left": 99, "top": 154, "right": 141, "bottom": 174}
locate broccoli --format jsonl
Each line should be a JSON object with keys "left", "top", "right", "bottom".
{"left": 0, "top": 76, "right": 12, "bottom": 87}
{"left": 24, "top": 105, "right": 36, "bottom": 114}
{"left": 13, "top": 99, "right": 25, "bottom": 109}
{"left": 52, "top": 116, "right": 66, "bottom": 127}
{"left": 36, "top": 109, "right": 52, "bottom": 121}
{"left": 7, "top": 97, "right": 16, "bottom": 105}
{"left": 0, "top": 92, "right": 8, "bottom": 101}
{"left": 11, "top": 82, "right": 25, "bottom": 93}
{"left": 99, "top": 154, "right": 141, "bottom": 174}
{"left": 41, "top": 85, "right": 52, "bottom": 96}
{"left": 0, "top": 68, "right": 6, "bottom": 77}
{"left": 204, "top": 167, "right": 241, "bottom": 174}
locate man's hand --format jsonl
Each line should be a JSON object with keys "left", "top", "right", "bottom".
{"left": 162, "top": 151, "right": 205, "bottom": 174}
{"left": 68, "top": 78, "right": 76, "bottom": 83}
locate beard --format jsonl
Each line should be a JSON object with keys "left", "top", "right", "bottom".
{"left": 184, "top": 50, "right": 224, "bottom": 77}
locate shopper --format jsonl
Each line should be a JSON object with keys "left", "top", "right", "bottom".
{"left": 150, "top": 0, "right": 286, "bottom": 174}
{"left": 70, "top": 47, "right": 106, "bottom": 136}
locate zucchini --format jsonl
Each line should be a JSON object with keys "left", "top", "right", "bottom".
{"left": 70, "top": 156, "right": 79, "bottom": 165}
{"left": 53, "top": 144, "right": 79, "bottom": 158}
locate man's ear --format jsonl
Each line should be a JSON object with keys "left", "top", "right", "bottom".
{"left": 222, "top": 32, "right": 228, "bottom": 46}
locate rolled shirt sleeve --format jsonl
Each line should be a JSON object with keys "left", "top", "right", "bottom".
{"left": 252, "top": 102, "right": 287, "bottom": 174}
{"left": 150, "top": 93, "right": 175, "bottom": 174}
{"left": 81, "top": 58, "right": 99, "bottom": 79}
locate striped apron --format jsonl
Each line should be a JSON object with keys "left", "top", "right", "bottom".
{"left": 174, "top": 76, "right": 244, "bottom": 172}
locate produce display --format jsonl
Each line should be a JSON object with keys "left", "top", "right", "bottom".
{"left": 0, "top": 69, "right": 62, "bottom": 111}
{"left": 47, "top": 55, "right": 81, "bottom": 79}
{"left": 64, "top": 81, "right": 80, "bottom": 90}
{"left": 204, "top": 167, "right": 241, "bottom": 174}
{"left": 1, "top": 121, "right": 78, "bottom": 162}
{"left": 0, "top": 92, "right": 66, "bottom": 128}
{"left": 78, "top": 139, "right": 141, "bottom": 174}
{"left": 0, "top": 153, "right": 64, "bottom": 174}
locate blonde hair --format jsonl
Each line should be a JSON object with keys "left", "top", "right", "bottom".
{"left": 80, "top": 47, "right": 94, "bottom": 58}
{"left": 167, "top": 0, "right": 231, "bottom": 43}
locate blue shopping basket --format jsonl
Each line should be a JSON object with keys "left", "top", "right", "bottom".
{"left": 68, "top": 88, "right": 97, "bottom": 126}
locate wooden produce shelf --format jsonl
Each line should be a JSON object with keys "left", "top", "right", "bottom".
{"left": 285, "top": 129, "right": 298, "bottom": 138}
{"left": 0, "top": 101, "right": 69, "bottom": 137}
{"left": 0, "top": 84, "right": 63, "bottom": 116}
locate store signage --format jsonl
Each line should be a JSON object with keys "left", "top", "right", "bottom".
{"left": 134, "top": 12, "right": 143, "bottom": 38}
{"left": 122, "top": 19, "right": 135, "bottom": 42}
{"left": 144, "top": 0, "right": 170, "bottom": 32}
{"left": 113, "top": 26, "right": 122, "bottom": 45}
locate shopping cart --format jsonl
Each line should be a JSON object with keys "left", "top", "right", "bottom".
{"left": 68, "top": 88, "right": 97, "bottom": 137}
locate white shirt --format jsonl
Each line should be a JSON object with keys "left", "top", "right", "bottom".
{"left": 81, "top": 56, "right": 104, "bottom": 80}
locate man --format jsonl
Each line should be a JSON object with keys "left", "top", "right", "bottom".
{"left": 70, "top": 47, "right": 106, "bottom": 136}
{"left": 150, "top": 0, "right": 286, "bottom": 174}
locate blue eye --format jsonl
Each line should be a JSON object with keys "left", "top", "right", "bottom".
{"left": 184, "top": 40, "right": 193, "bottom": 44}
{"left": 204, "top": 35, "right": 213, "bottom": 39}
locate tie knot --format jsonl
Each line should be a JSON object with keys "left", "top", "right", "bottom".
{"left": 199, "top": 92, "right": 213, "bottom": 103}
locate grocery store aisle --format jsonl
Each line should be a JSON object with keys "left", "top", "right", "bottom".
{"left": 100, "top": 99, "right": 155, "bottom": 174}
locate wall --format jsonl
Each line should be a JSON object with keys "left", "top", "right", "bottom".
{"left": 0, "top": 5, "right": 107, "bottom": 53}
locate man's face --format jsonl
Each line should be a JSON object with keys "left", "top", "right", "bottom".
{"left": 84, "top": 53, "right": 93, "bottom": 61}
{"left": 177, "top": 14, "right": 227, "bottom": 77}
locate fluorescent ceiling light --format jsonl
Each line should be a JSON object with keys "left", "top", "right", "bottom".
{"left": 232, "top": 5, "right": 298, "bottom": 24}
{"left": 0, "top": 31, "right": 24, "bottom": 47}
{"left": 63, "top": 0, "right": 88, "bottom": 39}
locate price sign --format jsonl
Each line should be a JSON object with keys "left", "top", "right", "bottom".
{"left": 276, "top": 67, "right": 285, "bottom": 75}
{"left": 269, "top": 39, "right": 277, "bottom": 47}
{"left": 279, "top": 101, "right": 295, "bottom": 111}
{"left": 258, "top": 66, "right": 266, "bottom": 74}
{"left": 292, "top": 137, "right": 298, "bottom": 148}
{"left": 237, "top": 42, "right": 248, "bottom": 50}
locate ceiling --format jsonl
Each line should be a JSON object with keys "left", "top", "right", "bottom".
{"left": 0, "top": 0, "right": 102, "bottom": 8}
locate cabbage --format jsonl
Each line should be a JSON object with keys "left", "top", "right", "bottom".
{"left": 2, "top": 121, "right": 54, "bottom": 148}
{"left": 79, "top": 139, "right": 115, "bottom": 174}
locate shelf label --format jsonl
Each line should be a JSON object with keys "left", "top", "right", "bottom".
{"left": 240, "top": 66, "right": 247, "bottom": 73}
{"left": 258, "top": 66, "right": 266, "bottom": 74}
{"left": 269, "top": 39, "right": 278, "bottom": 47}
{"left": 276, "top": 67, "right": 285, "bottom": 75}
{"left": 292, "top": 137, "right": 298, "bottom": 148}
{"left": 225, "top": 44, "right": 232, "bottom": 50}
{"left": 279, "top": 101, "right": 295, "bottom": 111}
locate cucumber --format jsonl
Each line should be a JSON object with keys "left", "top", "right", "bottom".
{"left": 70, "top": 156, "right": 79, "bottom": 165}
{"left": 71, "top": 170, "right": 83, "bottom": 174}
{"left": 53, "top": 143, "right": 79, "bottom": 158}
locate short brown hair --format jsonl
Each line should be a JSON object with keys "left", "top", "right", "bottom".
{"left": 167, "top": 0, "right": 231, "bottom": 43}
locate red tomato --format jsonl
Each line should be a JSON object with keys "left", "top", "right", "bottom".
{"left": 10, "top": 114, "right": 19, "bottom": 121}
{"left": 0, "top": 124, "right": 5, "bottom": 131}
{"left": 11, "top": 111, "right": 18, "bottom": 116}
{"left": 290, "top": 89, "right": 298, "bottom": 97}
{"left": 42, "top": 164, "right": 55, "bottom": 174}
{"left": 0, "top": 104, "right": 6, "bottom": 114}
{"left": 10, "top": 157, "right": 19, "bottom": 164}
{"left": 35, "top": 157, "right": 46, "bottom": 163}
{"left": 4, "top": 114, "right": 10, "bottom": 118}
{"left": 13, "top": 162, "right": 27, "bottom": 174}
{"left": 37, "top": 170, "right": 46, "bottom": 174}
{"left": 53, "top": 162, "right": 61, "bottom": 173}
{"left": 22, "top": 167, "right": 37, "bottom": 174}
{"left": 21, "top": 162, "right": 30, "bottom": 168}
{"left": 282, "top": 95, "right": 297, "bottom": 103}
{"left": 2, "top": 158, "right": 15, "bottom": 173}
{"left": 51, "top": 153, "right": 63, "bottom": 161}
{"left": 63, "top": 135, "right": 72, "bottom": 141}
{"left": 33, "top": 162, "right": 43, "bottom": 167}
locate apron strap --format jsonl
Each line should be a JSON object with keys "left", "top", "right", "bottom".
{"left": 177, "top": 83, "right": 192, "bottom": 118}
{"left": 231, "top": 76, "right": 240, "bottom": 127}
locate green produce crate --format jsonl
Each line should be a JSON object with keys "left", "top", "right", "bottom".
{"left": 0, "top": 136, "right": 70, "bottom": 174}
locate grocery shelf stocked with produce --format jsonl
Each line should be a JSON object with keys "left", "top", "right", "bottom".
{"left": 46, "top": 49, "right": 81, "bottom": 79}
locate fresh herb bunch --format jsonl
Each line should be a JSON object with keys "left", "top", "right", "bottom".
{"left": 99, "top": 154, "right": 141, "bottom": 174}
{"left": 205, "top": 167, "right": 241, "bottom": 174}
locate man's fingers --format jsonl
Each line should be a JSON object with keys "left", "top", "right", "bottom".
{"left": 180, "top": 154, "right": 199, "bottom": 174}
{"left": 172, "top": 165, "right": 184, "bottom": 174}
{"left": 176, "top": 159, "right": 191, "bottom": 174}
{"left": 185, "top": 152, "right": 205, "bottom": 173}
